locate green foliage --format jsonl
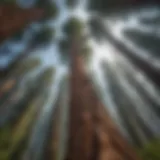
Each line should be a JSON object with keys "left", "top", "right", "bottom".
{"left": 0, "top": 126, "right": 11, "bottom": 160}
{"left": 35, "top": 0, "right": 58, "bottom": 20}
{"left": 43, "top": 3, "right": 58, "bottom": 21}
{"left": 0, "top": 58, "right": 41, "bottom": 83}
{"left": 66, "top": 0, "right": 79, "bottom": 8}
{"left": 11, "top": 30, "right": 24, "bottom": 41}
{"left": 0, "top": 96, "right": 45, "bottom": 159}
{"left": 0, "top": 0, "right": 17, "bottom": 4}
{"left": 88, "top": 0, "right": 131, "bottom": 13}
{"left": 88, "top": 17, "right": 106, "bottom": 41}
{"left": 9, "top": 98, "right": 41, "bottom": 157}
{"left": 47, "top": 3, "right": 58, "bottom": 19}
{"left": 0, "top": 126, "right": 11, "bottom": 149}
{"left": 59, "top": 39, "right": 69, "bottom": 56}
{"left": 59, "top": 39, "right": 69, "bottom": 53}
{"left": 60, "top": 17, "right": 91, "bottom": 63}
{"left": 15, "top": 58, "right": 41, "bottom": 75}
{"left": 39, "top": 67, "right": 55, "bottom": 84}
{"left": 138, "top": 139, "right": 160, "bottom": 160}
{"left": 33, "top": 27, "right": 55, "bottom": 46}
{"left": 63, "top": 17, "right": 84, "bottom": 37}
{"left": 58, "top": 39, "right": 70, "bottom": 62}
{"left": 81, "top": 45, "right": 92, "bottom": 63}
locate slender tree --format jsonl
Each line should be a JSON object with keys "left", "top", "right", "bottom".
{"left": 0, "top": 67, "right": 54, "bottom": 160}
{"left": 0, "top": 58, "right": 41, "bottom": 105}
{"left": 88, "top": 1, "right": 160, "bottom": 159}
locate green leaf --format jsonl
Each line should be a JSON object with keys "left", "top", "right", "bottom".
{"left": 15, "top": 58, "right": 41, "bottom": 75}
{"left": 35, "top": 0, "right": 58, "bottom": 20}
{"left": 39, "top": 67, "right": 55, "bottom": 84}
{"left": 139, "top": 139, "right": 160, "bottom": 160}
{"left": 63, "top": 17, "right": 84, "bottom": 37}
{"left": 66, "top": 0, "right": 79, "bottom": 8}
{"left": 0, "top": 0, "right": 17, "bottom": 5}
{"left": 81, "top": 45, "right": 92, "bottom": 63}
{"left": 33, "top": 27, "right": 55, "bottom": 46}
{"left": 58, "top": 39, "right": 70, "bottom": 62}
{"left": 88, "top": 0, "right": 132, "bottom": 13}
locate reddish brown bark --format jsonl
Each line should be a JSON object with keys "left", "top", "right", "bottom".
{"left": 0, "top": 5, "right": 44, "bottom": 78}
{"left": 0, "top": 5, "right": 44, "bottom": 43}
{"left": 66, "top": 42, "right": 141, "bottom": 160}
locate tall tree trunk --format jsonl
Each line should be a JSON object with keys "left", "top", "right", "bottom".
{"left": 66, "top": 39, "right": 141, "bottom": 160}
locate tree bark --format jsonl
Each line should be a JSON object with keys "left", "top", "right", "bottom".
{"left": 0, "top": 5, "right": 44, "bottom": 43}
{"left": 66, "top": 40, "right": 141, "bottom": 160}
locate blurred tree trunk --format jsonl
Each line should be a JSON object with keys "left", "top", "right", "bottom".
{"left": 0, "top": 58, "right": 41, "bottom": 102}
{"left": 105, "top": 28, "right": 160, "bottom": 89}
{"left": 66, "top": 38, "right": 141, "bottom": 160}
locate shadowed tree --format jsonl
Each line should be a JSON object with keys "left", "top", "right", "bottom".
{"left": 66, "top": 0, "right": 79, "bottom": 8}
{"left": 58, "top": 39, "right": 70, "bottom": 63}
{"left": 87, "top": 1, "right": 160, "bottom": 159}
{"left": 32, "top": 26, "right": 55, "bottom": 48}
{"left": 0, "top": 67, "right": 55, "bottom": 160}
{"left": 35, "top": 0, "right": 58, "bottom": 22}
{"left": 0, "top": 67, "right": 55, "bottom": 126}
{"left": 88, "top": 0, "right": 158, "bottom": 14}
{"left": 40, "top": 76, "right": 69, "bottom": 160}
{"left": 0, "top": 58, "right": 41, "bottom": 105}
{"left": 102, "top": 62, "right": 154, "bottom": 147}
